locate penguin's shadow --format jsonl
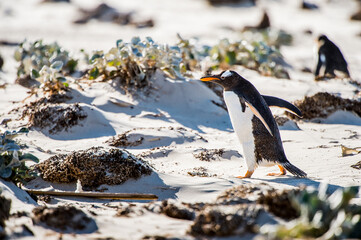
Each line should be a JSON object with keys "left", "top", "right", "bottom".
{"left": 246, "top": 176, "right": 342, "bottom": 194}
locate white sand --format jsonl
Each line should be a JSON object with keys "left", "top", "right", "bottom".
{"left": 0, "top": 0, "right": 360, "bottom": 239}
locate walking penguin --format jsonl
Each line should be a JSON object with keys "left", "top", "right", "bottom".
{"left": 201, "top": 70, "right": 307, "bottom": 178}
{"left": 315, "top": 35, "right": 350, "bottom": 79}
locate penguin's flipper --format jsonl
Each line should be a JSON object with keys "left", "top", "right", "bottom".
{"left": 234, "top": 88, "right": 277, "bottom": 137}
{"left": 245, "top": 102, "right": 274, "bottom": 137}
{"left": 262, "top": 95, "right": 302, "bottom": 118}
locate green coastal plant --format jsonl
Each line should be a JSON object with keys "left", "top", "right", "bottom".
{"left": 0, "top": 128, "right": 39, "bottom": 185}
{"left": 14, "top": 40, "right": 77, "bottom": 94}
{"left": 176, "top": 34, "right": 210, "bottom": 73}
{"left": 208, "top": 38, "right": 289, "bottom": 79}
{"left": 263, "top": 184, "right": 361, "bottom": 239}
{"left": 87, "top": 37, "right": 186, "bottom": 90}
{"left": 241, "top": 28, "right": 293, "bottom": 48}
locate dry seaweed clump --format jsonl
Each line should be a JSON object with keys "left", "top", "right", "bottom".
{"left": 74, "top": 3, "right": 154, "bottom": 28}
{"left": 23, "top": 102, "right": 86, "bottom": 134}
{"left": 20, "top": 93, "right": 87, "bottom": 134}
{"left": 286, "top": 92, "right": 361, "bottom": 120}
{"left": 216, "top": 184, "right": 264, "bottom": 204}
{"left": 160, "top": 200, "right": 195, "bottom": 220}
{"left": 35, "top": 147, "right": 152, "bottom": 189}
{"left": 257, "top": 189, "right": 300, "bottom": 220}
{"left": 189, "top": 205, "right": 259, "bottom": 237}
{"left": 107, "top": 130, "right": 144, "bottom": 147}
{"left": 32, "top": 206, "right": 91, "bottom": 232}
{"left": 0, "top": 194, "right": 11, "bottom": 234}
{"left": 193, "top": 149, "right": 225, "bottom": 161}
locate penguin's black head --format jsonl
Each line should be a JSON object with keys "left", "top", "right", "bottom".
{"left": 200, "top": 70, "right": 240, "bottom": 90}
{"left": 317, "top": 34, "right": 329, "bottom": 45}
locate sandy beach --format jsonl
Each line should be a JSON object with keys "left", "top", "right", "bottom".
{"left": 0, "top": 0, "right": 360, "bottom": 239}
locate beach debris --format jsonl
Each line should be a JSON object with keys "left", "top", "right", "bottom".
{"left": 32, "top": 206, "right": 92, "bottom": 232}
{"left": 0, "top": 191, "right": 11, "bottom": 237}
{"left": 116, "top": 203, "right": 146, "bottom": 217}
{"left": 189, "top": 205, "right": 259, "bottom": 237}
{"left": 351, "top": 161, "right": 361, "bottom": 170}
{"left": 26, "top": 190, "right": 158, "bottom": 200}
{"left": 37, "top": 194, "right": 52, "bottom": 203}
{"left": 0, "top": 40, "right": 20, "bottom": 46}
{"left": 206, "top": 0, "right": 256, "bottom": 6}
{"left": 74, "top": 3, "right": 131, "bottom": 25}
{"left": 137, "top": 147, "right": 172, "bottom": 159}
{"left": 341, "top": 145, "right": 361, "bottom": 157}
{"left": 0, "top": 118, "right": 11, "bottom": 127}
{"left": 350, "top": 6, "right": 361, "bottom": 21}
{"left": 193, "top": 149, "right": 225, "bottom": 161}
{"left": 73, "top": 3, "right": 154, "bottom": 28}
{"left": 243, "top": 11, "right": 270, "bottom": 31}
{"left": 21, "top": 96, "right": 86, "bottom": 134}
{"left": 258, "top": 189, "right": 300, "bottom": 220}
{"left": 188, "top": 167, "right": 216, "bottom": 177}
{"left": 14, "top": 40, "right": 77, "bottom": 94}
{"left": 262, "top": 185, "right": 361, "bottom": 239}
{"left": 237, "top": 11, "right": 293, "bottom": 49}
{"left": 107, "top": 127, "right": 207, "bottom": 149}
{"left": 0, "top": 53, "right": 3, "bottom": 70}
{"left": 274, "top": 116, "right": 300, "bottom": 129}
{"left": 216, "top": 184, "right": 265, "bottom": 204}
{"left": 109, "top": 97, "right": 134, "bottom": 107}
{"left": 15, "top": 75, "right": 39, "bottom": 89}
{"left": 159, "top": 200, "right": 195, "bottom": 220}
{"left": 286, "top": 92, "right": 361, "bottom": 120}
{"left": 301, "top": 66, "right": 312, "bottom": 73}
{"left": 35, "top": 147, "right": 152, "bottom": 189}
{"left": 41, "top": 0, "right": 70, "bottom": 3}
{"left": 87, "top": 37, "right": 184, "bottom": 92}
{"left": 142, "top": 235, "right": 172, "bottom": 240}
{"left": 0, "top": 128, "right": 39, "bottom": 184}
{"left": 301, "top": 0, "right": 319, "bottom": 10}
{"left": 107, "top": 130, "right": 144, "bottom": 148}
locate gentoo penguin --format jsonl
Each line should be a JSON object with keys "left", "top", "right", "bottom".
{"left": 315, "top": 35, "right": 350, "bottom": 79}
{"left": 201, "top": 70, "right": 307, "bottom": 178}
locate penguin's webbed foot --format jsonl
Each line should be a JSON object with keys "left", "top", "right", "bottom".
{"left": 267, "top": 165, "right": 286, "bottom": 176}
{"left": 236, "top": 170, "right": 254, "bottom": 178}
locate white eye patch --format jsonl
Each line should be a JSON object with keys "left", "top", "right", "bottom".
{"left": 221, "top": 70, "right": 232, "bottom": 78}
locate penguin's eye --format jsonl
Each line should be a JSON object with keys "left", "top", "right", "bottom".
{"left": 220, "top": 70, "right": 232, "bottom": 79}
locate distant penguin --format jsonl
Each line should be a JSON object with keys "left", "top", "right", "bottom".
{"left": 201, "top": 70, "right": 307, "bottom": 178}
{"left": 315, "top": 35, "right": 350, "bottom": 79}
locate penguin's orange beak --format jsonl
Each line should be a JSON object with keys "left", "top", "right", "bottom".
{"left": 200, "top": 76, "right": 220, "bottom": 82}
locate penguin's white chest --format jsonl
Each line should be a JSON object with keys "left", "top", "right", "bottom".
{"left": 223, "top": 91, "right": 254, "bottom": 143}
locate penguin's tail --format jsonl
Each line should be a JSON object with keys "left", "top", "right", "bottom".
{"left": 282, "top": 162, "right": 307, "bottom": 178}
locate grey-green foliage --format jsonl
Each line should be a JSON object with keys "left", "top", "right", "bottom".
{"left": 263, "top": 184, "right": 361, "bottom": 239}
{"left": 207, "top": 38, "right": 289, "bottom": 79}
{"left": 176, "top": 34, "right": 210, "bottom": 73}
{"left": 14, "top": 40, "right": 77, "bottom": 93}
{"left": 0, "top": 128, "right": 39, "bottom": 184}
{"left": 241, "top": 28, "right": 293, "bottom": 49}
{"left": 88, "top": 37, "right": 186, "bottom": 90}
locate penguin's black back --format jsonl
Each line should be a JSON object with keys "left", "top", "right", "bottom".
{"left": 320, "top": 38, "right": 349, "bottom": 73}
